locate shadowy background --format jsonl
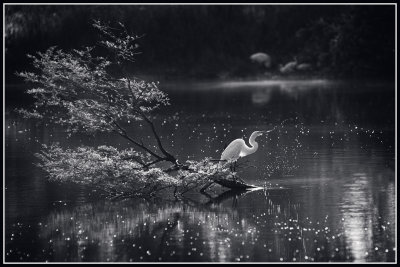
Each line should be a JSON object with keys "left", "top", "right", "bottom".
{"left": 5, "top": 5, "right": 396, "bottom": 262}
{"left": 5, "top": 5, "right": 395, "bottom": 82}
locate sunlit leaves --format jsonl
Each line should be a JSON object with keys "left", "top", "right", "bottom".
{"left": 17, "top": 22, "right": 169, "bottom": 136}
{"left": 36, "top": 144, "right": 232, "bottom": 197}
{"left": 178, "top": 158, "right": 232, "bottom": 189}
{"left": 15, "top": 108, "right": 43, "bottom": 119}
{"left": 93, "top": 20, "right": 142, "bottom": 63}
{"left": 36, "top": 144, "right": 175, "bottom": 195}
{"left": 18, "top": 20, "right": 231, "bottom": 197}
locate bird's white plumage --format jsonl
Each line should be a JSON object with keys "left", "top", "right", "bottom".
{"left": 220, "top": 139, "right": 247, "bottom": 162}
{"left": 220, "top": 130, "right": 267, "bottom": 163}
{"left": 250, "top": 52, "right": 270, "bottom": 63}
{"left": 250, "top": 52, "right": 271, "bottom": 68}
{"left": 296, "top": 63, "right": 312, "bottom": 71}
{"left": 280, "top": 61, "right": 297, "bottom": 74}
{"left": 220, "top": 130, "right": 274, "bottom": 172}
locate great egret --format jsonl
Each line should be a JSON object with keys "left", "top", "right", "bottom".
{"left": 279, "top": 62, "right": 297, "bottom": 74}
{"left": 250, "top": 52, "right": 272, "bottom": 68}
{"left": 279, "top": 57, "right": 298, "bottom": 74}
{"left": 296, "top": 63, "right": 312, "bottom": 71}
{"left": 220, "top": 129, "right": 275, "bottom": 171}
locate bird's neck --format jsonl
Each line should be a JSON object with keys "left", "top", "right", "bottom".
{"left": 243, "top": 134, "right": 259, "bottom": 156}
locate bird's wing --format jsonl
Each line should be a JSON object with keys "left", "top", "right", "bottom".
{"left": 221, "top": 139, "right": 246, "bottom": 161}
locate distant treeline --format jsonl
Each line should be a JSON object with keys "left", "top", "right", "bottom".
{"left": 5, "top": 5, "right": 395, "bottom": 81}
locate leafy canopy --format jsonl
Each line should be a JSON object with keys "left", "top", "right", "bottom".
{"left": 17, "top": 20, "right": 169, "bottom": 135}
{"left": 17, "top": 20, "right": 234, "bottom": 198}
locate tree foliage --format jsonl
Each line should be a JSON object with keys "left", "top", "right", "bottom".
{"left": 6, "top": 6, "right": 394, "bottom": 80}
{"left": 36, "top": 144, "right": 230, "bottom": 198}
{"left": 18, "top": 21, "right": 234, "bottom": 198}
{"left": 295, "top": 6, "right": 394, "bottom": 78}
{"left": 18, "top": 21, "right": 175, "bottom": 163}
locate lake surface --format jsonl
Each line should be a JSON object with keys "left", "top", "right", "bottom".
{"left": 5, "top": 80, "right": 396, "bottom": 262}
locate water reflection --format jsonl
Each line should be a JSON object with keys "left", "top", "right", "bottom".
{"left": 164, "top": 80, "right": 394, "bottom": 128}
{"left": 5, "top": 80, "right": 396, "bottom": 262}
{"left": 6, "top": 184, "right": 395, "bottom": 262}
{"left": 340, "top": 173, "right": 395, "bottom": 262}
{"left": 250, "top": 81, "right": 324, "bottom": 105}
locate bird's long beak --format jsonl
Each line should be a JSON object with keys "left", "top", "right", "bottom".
{"left": 261, "top": 127, "right": 276, "bottom": 134}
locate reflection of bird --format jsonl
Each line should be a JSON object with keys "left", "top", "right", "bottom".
{"left": 250, "top": 52, "right": 272, "bottom": 68}
{"left": 221, "top": 129, "right": 274, "bottom": 171}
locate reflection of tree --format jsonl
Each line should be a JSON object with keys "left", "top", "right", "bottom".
{"left": 200, "top": 188, "right": 250, "bottom": 207}
{"left": 6, "top": 188, "right": 358, "bottom": 262}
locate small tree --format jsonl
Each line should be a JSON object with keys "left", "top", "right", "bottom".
{"left": 17, "top": 20, "right": 237, "bottom": 198}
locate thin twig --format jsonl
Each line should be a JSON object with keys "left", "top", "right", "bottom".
{"left": 112, "top": 121, "right": 164, "bottom": 160}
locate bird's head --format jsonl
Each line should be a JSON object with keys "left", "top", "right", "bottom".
{"left": 253, "top": 131, "right": 264, "bottom": 138}
{"left": 252, "top": 128, "right": 276, "bottom": 138}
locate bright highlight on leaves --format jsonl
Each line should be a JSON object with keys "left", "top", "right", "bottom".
{"left": 18, "top": 20, "right": 234, "bottom": 198}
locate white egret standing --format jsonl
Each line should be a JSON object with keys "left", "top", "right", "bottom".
{"left": 279, "top": 57, "right": 298, "bottom": 74}
{"left": 221, "top": 129, "right": 275, "bottom": 171}
{"left": 250, "top": 52, "right": 272, "bottom": 68}
{"left": 296, "top": 63, "right": 312, "bottom": 71}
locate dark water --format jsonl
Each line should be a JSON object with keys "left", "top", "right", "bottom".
{"left": 5, "top": 80, "right": 396, "bottom": 262}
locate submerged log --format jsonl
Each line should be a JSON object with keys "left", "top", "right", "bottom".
{"left": 214, "top": 178, "right": 257, "bottom": 190}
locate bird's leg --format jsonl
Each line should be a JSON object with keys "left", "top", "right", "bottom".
{"left": 229, "top": 162, "right": 234, "bottom": 172}
{"left": 232, "top": 162, "right": 238, "bottom": 181}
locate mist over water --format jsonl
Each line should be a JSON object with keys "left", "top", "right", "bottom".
{"left": 5, "top": 80, "right": 396, "bottom": 262}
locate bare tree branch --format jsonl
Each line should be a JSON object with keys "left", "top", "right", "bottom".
{"left": 112, "top": 122, "right": 164, "bottom": 160}
{"left": 138, "top": 110, "right": 177, "bottom": 163}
